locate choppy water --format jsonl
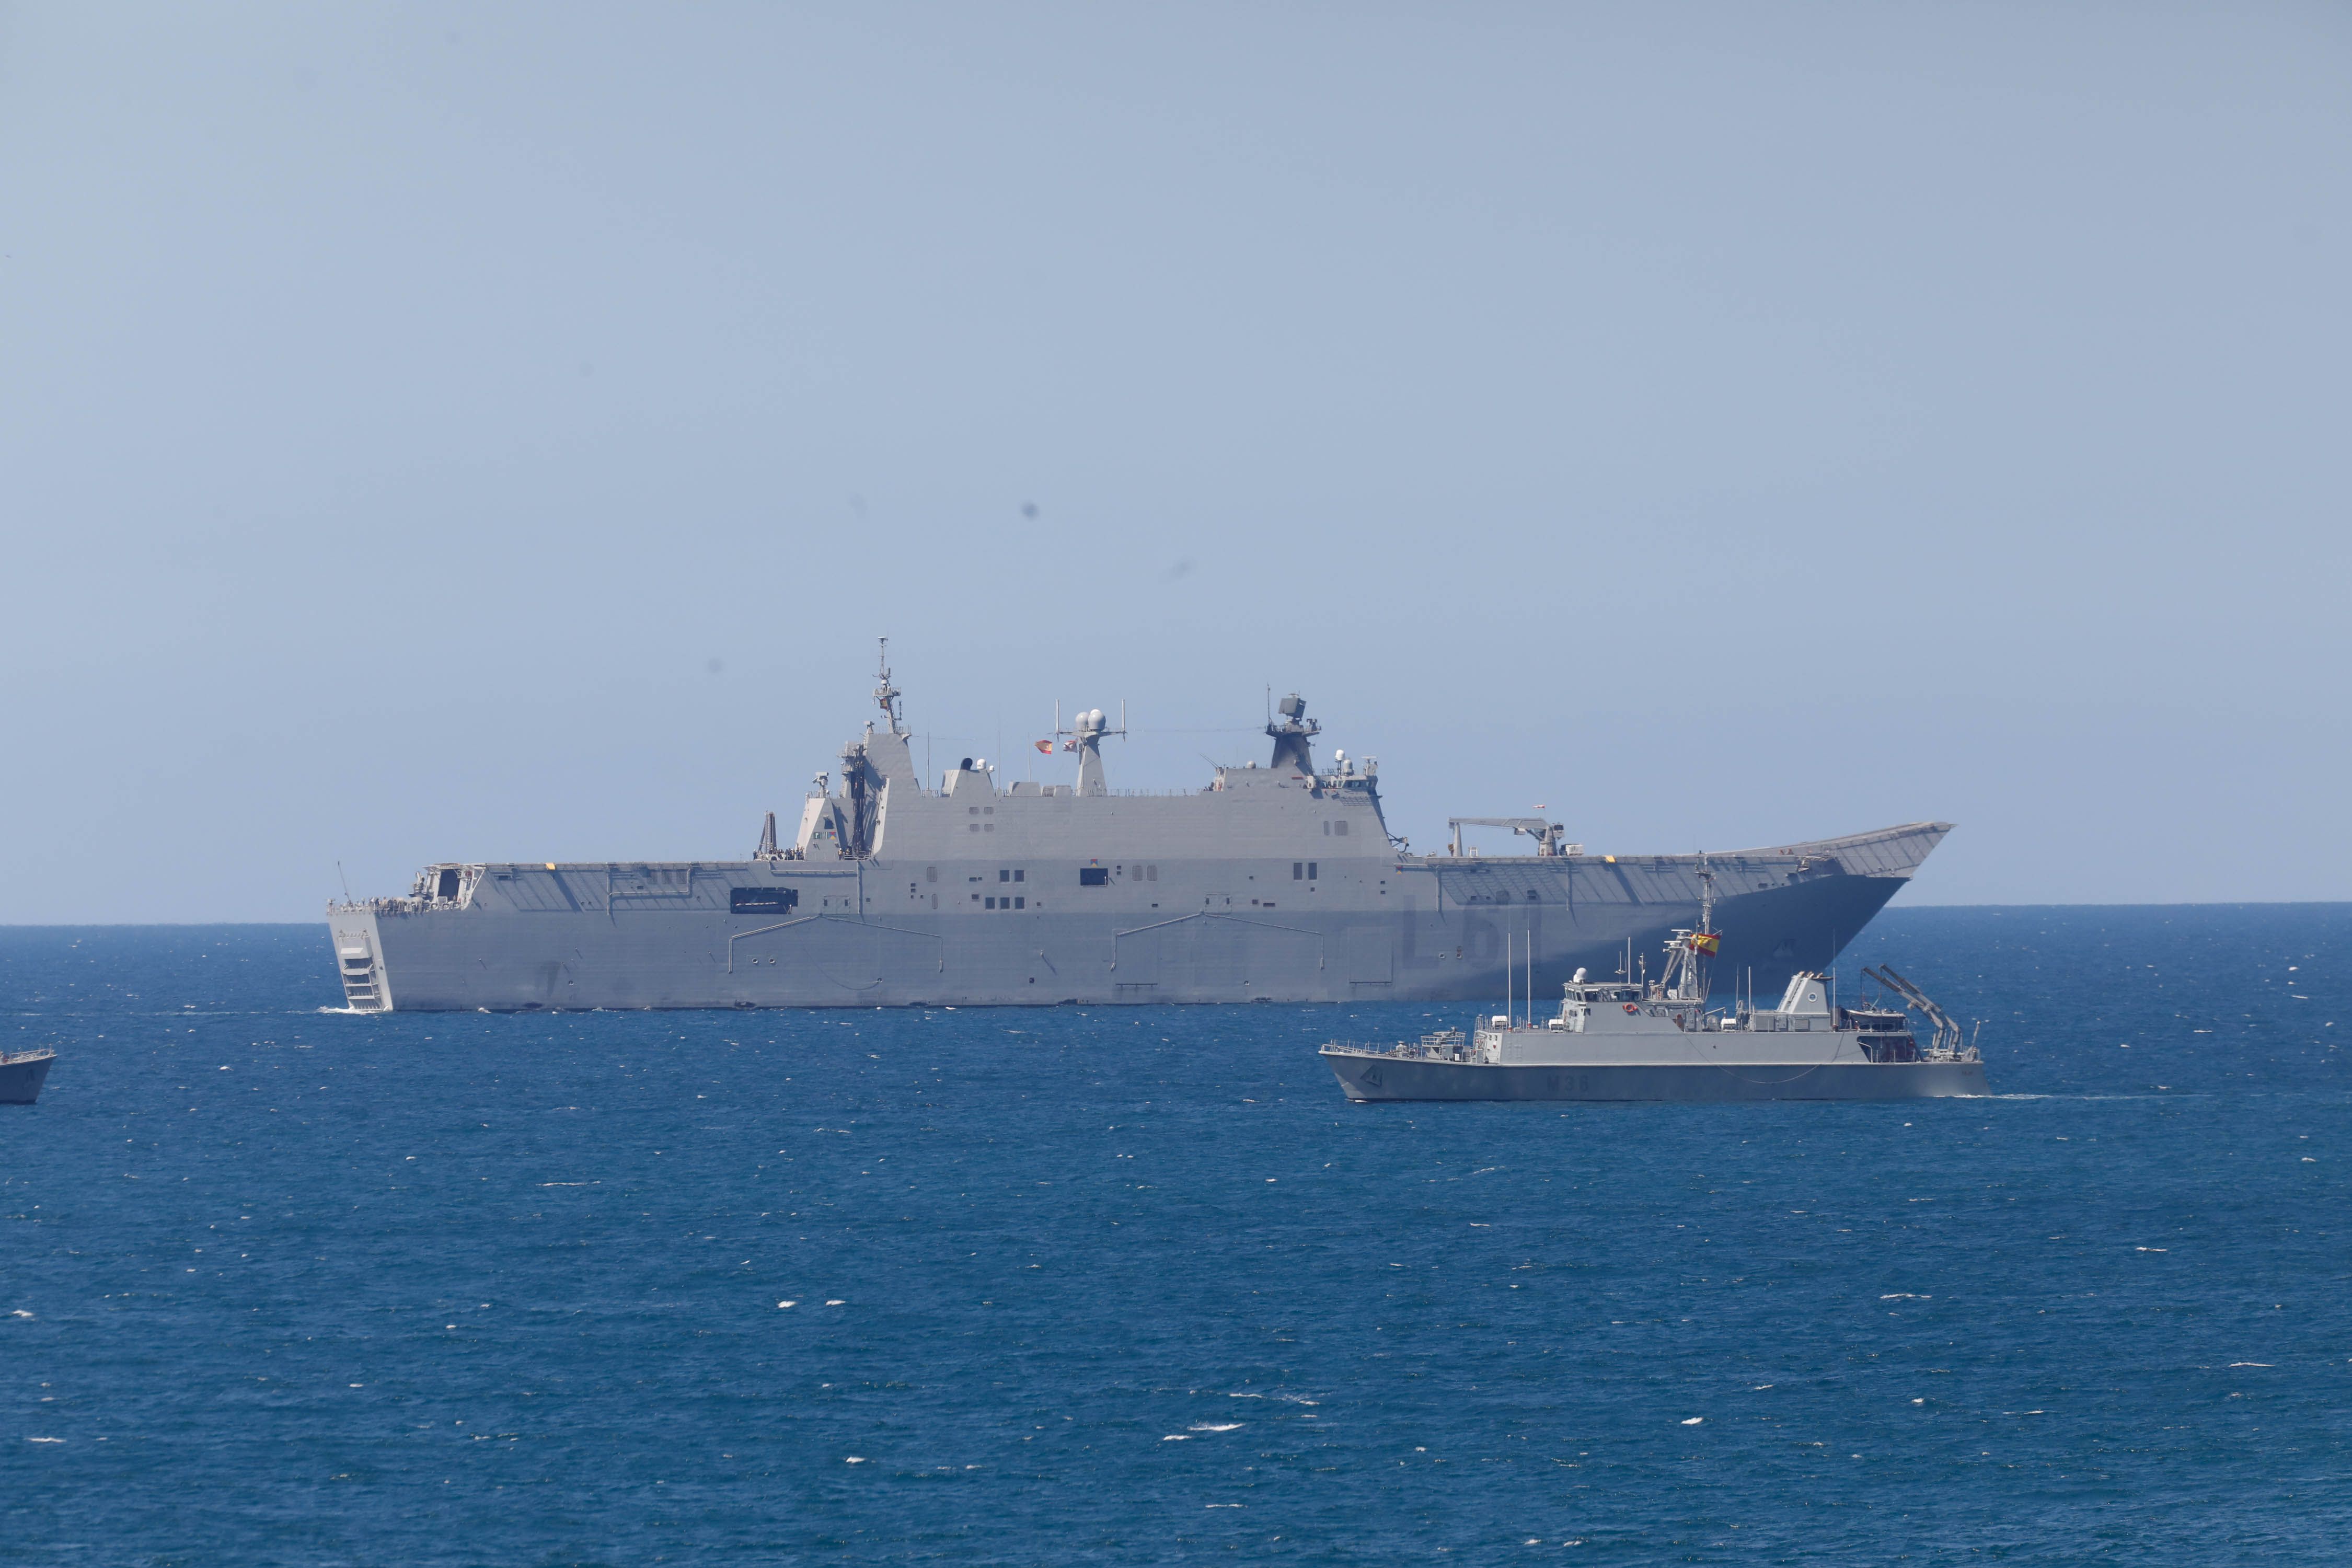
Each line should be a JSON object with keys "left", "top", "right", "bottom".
{"left": 4, "top": 906, "right": 2348, "bottom": 1564}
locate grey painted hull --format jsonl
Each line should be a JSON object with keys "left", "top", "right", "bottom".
{"left": 326, "top": 825, "right": 1941, "bottom": 1012}
{"left": 0, "top": 1053, "right": 54, "bottom": 1105}
{"left": 1322, "top": 1052, "right": 1989, "bottom": 1102}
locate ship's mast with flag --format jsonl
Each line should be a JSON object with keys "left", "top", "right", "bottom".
{"left": 1037, "top": 700, "right": 1126, "bottom": 795}
{"left": 1654, "top": 854, "right": 1723, "bottom": 1003}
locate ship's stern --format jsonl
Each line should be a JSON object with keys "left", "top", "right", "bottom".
{"left": 326, "top": 905, "right": 394, "bottom": 1011}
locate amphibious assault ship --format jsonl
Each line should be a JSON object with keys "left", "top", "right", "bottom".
{"left": 326, "top": 648, "right": 1949, "bottom": 1012}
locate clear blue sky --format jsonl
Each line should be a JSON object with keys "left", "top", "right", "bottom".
{"left": 4, "top": 3, "right": 2346, "bottom": 922}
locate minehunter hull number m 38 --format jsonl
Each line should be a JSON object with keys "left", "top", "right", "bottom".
{"left": 326, "top": 648, "right": 1950, "bottom": 1013}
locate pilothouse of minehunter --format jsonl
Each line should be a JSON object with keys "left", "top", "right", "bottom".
{"left": 327, "top": 642, "right": 1951, "bottom": 1012}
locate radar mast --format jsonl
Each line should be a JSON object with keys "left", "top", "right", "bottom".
{"left": 1266, "top": 693, "right": 1319, "bottom": 775}
{"left": 874, "top": 637, "right": 905, "bottom": 735}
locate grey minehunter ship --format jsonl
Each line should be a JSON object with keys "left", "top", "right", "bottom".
{"left": 1319, "top": 908, "right": 1988, "bottom": 1102}
{"left": 325, "top": 647, "right": 1950, "bottom": 1013}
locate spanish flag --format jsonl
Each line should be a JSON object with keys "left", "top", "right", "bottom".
{"left": 1688, "top": 932, "right": 1721, "bottom": 955}
{"left": 1034, "top": 739, "right": 1055, "bottom": 755}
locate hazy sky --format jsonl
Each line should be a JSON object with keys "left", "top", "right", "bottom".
{"left": 5, "top": 3, "right": 2347, "bottom": 923}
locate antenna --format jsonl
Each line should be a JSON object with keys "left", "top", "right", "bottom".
{"left": 337, "top": 861, "right": 351, "bottom": 901}
{"left": 873, "top": 637, "right": 904, "bottom": 734}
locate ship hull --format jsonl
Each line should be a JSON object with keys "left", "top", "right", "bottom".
{"left": 325, "top": 826, "right": 1941, "bottom": 1012}
{"left": 1321, "top": 1052, "right": 1988, "bottom": 1102}
{"left": 0, "top": 1053, "right": 54, "bottom": 1105}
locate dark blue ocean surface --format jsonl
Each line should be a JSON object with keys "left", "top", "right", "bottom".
{"left": 4, "top": 907, "right": 2348, "bottom": 1564}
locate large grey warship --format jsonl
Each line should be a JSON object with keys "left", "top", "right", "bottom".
{"left": 326, "top": 648, "right": 1949, "bottom": 1012}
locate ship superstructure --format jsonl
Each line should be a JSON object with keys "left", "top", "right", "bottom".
{"left": 326, "top": 647, "right": 1949, "bottom": 1012}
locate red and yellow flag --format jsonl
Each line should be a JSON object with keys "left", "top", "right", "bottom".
{"left": 1688, "top": 932, "right": 1721, "bottom": 955}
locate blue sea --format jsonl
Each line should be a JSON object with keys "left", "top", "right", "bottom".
{"left": 4, "top": 907, "right": 2348, "bottom": 1564}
